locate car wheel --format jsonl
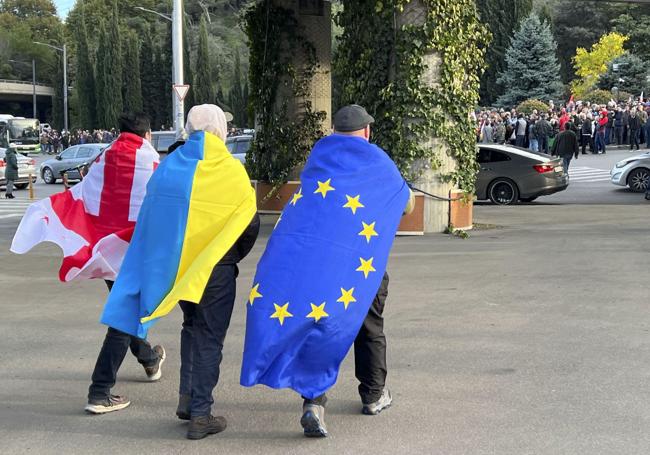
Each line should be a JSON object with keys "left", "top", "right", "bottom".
{"left": 42, "top": 167, "right": 56, "bottom": 184}
{"left": 488, "top": 179, "right": 519, "bottom": 205}
{"left": 627, "top": 168, "right": 650, "bottom": 193}
{"left": 14, "top": 183, "right": 28, "bottom": 190}
{"left": 520, "top": 196, "right": 538, "bottom": 203}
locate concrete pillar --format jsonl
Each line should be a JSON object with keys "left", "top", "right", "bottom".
{"left": 277, "top": 0, "right": 332, "bottom": 130}
{"left": 398, "top": 0, "right": 456, "bottom": 233}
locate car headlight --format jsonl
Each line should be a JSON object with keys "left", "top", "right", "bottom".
{"left": 616, "top": 160, "right": 636, "bottom": 168}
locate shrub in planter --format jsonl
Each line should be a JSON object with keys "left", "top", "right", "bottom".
{"left": 580, "top": 89, "right": 614, "bottom": 106}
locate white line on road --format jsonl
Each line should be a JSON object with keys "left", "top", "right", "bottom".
{"left": 0, "top": 214, "right": 23, "bottom": 219}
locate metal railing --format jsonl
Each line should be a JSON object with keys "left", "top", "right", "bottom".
{"left": 0, "top": 79, "right": 51, "bottom": 87}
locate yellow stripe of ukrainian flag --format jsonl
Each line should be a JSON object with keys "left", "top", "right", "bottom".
{"left": 141, "top": 132, "right": 256, "bottom": 323}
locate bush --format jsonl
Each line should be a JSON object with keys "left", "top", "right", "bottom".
{"left": 516, "top": 99, "right": 551, "bottom": 115}
{"left": 580, "top": 89, "right": 613, "bottom": 106}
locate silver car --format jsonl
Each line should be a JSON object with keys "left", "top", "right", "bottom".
{"left": 610, "top": 152, "right": 650, "bottom": 192}
{"left": 225, "top": 135, "right": 252, "bottom": 164}
{"left": 40, "top": 144, "right": 106, "bottom": 184}
{"left": 476, "top": 145, "right": 569, "bottom": 204}
{"left": 0, "top": 149, "right": 37, "bottom": 189}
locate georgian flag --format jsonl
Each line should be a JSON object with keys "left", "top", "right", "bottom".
{"left": 10, "top": 133, "right": 159, "bottom": 282}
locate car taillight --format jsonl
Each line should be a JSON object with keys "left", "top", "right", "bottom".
{"left": 0, "top": 160, "right": 5, "bottom": 168}
{"left": 533, "top": 164, "right": 554, "bottom": 173}
{"left": 29, "top": 159, "right": 36, "bottom": 165}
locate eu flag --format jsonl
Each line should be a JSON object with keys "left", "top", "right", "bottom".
{"left": 240, "top": 134, "right": 410, "bottom": 399}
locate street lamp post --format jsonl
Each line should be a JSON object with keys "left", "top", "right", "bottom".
{"left": 34, "top": 41, "right": 68, "bottom": 132}
{"left": 8, "top": 59, "right": 37, "bottom": 119}
{"left": 135, "top": 3, "right": 185, "bottom": 135}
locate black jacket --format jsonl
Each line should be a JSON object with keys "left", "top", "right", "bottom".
{"left": 629, "top": 115, "right": 642, "bottom": 131}
{"left": 219, "top": 212, "right": 260, "bottom": 265}
{"left": 551, "top": 129, "right": 579, "bottom": 159}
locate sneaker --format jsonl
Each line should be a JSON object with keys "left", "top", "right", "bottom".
{"left": 187, "top": 415, "right": 227, "bottom": 440}
{"left": 144, "top": 345, "right": 166, "bottom": 381}
{"left": 176, "top": 394, "right": 191, "bottom": 420}
{"left": 362, "top": 388, "right": 393, "bottom": 415}
{"left": 300, "top": 403, "right": 328, "bottom": 438}
{"left": 85, "top": 394, "right": 131, "bottom": 414}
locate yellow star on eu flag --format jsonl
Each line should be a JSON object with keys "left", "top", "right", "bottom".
{"left": 290, "top": 188, "right": 303, "bottom": 206}
{"left": 358, "top": 221, "right": 379, "bottom": 243}
{"left": 337, "top": 287, "right": 356, "bottom": 310}
{"left": 270, "top": 302, "right": 293, "bottom": 325}
{"left": 356, "top": 257, "right": 376, "bottom": 278}
{"left": 306, "top": 302, "right": 329, "bottom": 322}
{"left": 343, "top": 194, "right": 364, "bottom": 214}
{"left": 314, "top": 178, "right": 335, "bottom": 198}
{"left": 248, "top": 283, "right": 263, "bottom": 306}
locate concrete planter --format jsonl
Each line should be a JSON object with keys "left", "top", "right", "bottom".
{"left": 449, "top": 189, "right": 473, "bottom": 231}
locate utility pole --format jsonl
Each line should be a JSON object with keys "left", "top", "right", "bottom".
{"left": 34, "top": 41, "right": 68, "bottom": 131}
{"left": 172, "top": 0, "right": 184, "bottom": 135}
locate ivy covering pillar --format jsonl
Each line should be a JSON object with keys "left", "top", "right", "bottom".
{"left": 335, "top": 0, "right": 489, "bottom": 233}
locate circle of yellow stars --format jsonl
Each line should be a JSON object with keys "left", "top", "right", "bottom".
{"left": 250, "top": 177, "right": 382, "bottom": 325}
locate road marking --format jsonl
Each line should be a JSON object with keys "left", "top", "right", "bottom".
{"left": 568, "top": 167, "right": 611, "bottom": 183}
{"left": 0, "top": 214, "right": 23, "bottom": 219}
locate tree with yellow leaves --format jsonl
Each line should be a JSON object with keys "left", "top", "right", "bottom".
{"left": 571, "top": 32, "right": 628, "bottom": 98}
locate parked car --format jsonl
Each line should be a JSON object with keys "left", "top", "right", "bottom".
{"left": 150, "top": 131, "right": 176, "bottom": 154}
{"left": 225, "top": 135, "right": 252, "bottom": 164}
{"left": 476, "top": 145, "right": 569, "bottom": 205}
{"left": 610, "top": 152, "right": 650, "bottom": 193}
{"left": 40, "top": 144, "right": 106, "bottom": 184}
{"left": 0, "top": 149, "right": 37, "bottom": 189}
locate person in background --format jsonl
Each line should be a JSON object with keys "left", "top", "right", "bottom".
{"left": 628, "top": 109, "right": 641, "bottom": 151}
{"left": 595, "top": 110, "right": 608, "bottom": 154}
{"left": 552, "top": 121, "right": 579, "bottom": 173}
{"left": 515, "top": 113, "right": 527, "bottom": 147}
{"left": 528, "top": 115, "right": 539, "bottom": 152}
{"left": 3, "top": 147, "right": 19, "bottom": 199}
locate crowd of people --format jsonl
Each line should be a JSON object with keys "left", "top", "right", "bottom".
{"left": 476, "top": 100, "right": 650, "bottom": 156}
{"left": 39, "top": 129, "right": 119, "bottom": 154}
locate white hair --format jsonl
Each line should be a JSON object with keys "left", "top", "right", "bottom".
{"left": 185, "top": 104, "right": 228, "bottom": 141}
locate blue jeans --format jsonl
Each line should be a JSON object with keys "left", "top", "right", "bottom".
{"left": 595, "top": 132, "right": 606, "bottom": 153}
{"left": 179, "top": 264, "right": 238, "bottom": 417}
{"left": 529, "top": 139, "right": 539, "bottom": 152}
{"left": 538, "top": 136, "right": 549, "bottom": 154}
{"left": 563, "top": 155, "right": 573, "bottom": 173}
{"left": 515, "top": 135, "right": 525, "bottom": 147}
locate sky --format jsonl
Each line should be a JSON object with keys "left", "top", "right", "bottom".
{"left": 54, "top": 0, "right": 75, "bottom": 18}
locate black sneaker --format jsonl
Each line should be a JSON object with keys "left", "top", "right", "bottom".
{"left": 176, "top": 394, "right": 191, "bottom": 420}
{"left": 85, "top": 394, "right": 131, "bottom": 414}
{"left": 144, "top": 345, "right": 166, "bottom": 381}
{"left": 300, "top": 403, "right": 328, "bottom": 438}
{"left": 362, "top": 388, "right": 393, "bottom": 415}
{"left": 187, "top": 415, "right": 227, "bottom": 440}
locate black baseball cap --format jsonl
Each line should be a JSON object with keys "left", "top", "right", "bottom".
{"left": 333, "top": 104, "right": 375, "bottom": 132}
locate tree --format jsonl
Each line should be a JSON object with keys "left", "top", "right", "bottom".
{"left": 122, "top": 31, "right": 143, "bottom": 113}
{"left": 598, "top": 53, "right": 648, "bottom": 97}
{"left": 140, "top": 26, "right": 157, "bottom": 124}
{"left": 193, "top": 15, "right": 214, "bottom": 105}
{"left": 95, "top": 1, "right": 123, "bottom": 128}
{"left": 571, "top": 32, "right": 627, "bottom": 98}
{"left": 477, "top": 0, "right": 533, "bottom": 105}
{"left": 183, "top": 12, "right": 194, "bottom": 115}
{"left": 496, "top": 13, "right": 563, "bottom": 107}
{"left": 611, "top": 14, "right": 650, "bottom": 63}
{"left": 229, "top": 49, "right": 246, "bottom": 126}
{"left": 74, "top": 11, "right": 96, "bottom": 129}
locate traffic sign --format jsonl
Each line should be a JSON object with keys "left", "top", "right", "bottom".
{"left": 173, "top": 84, "right": 190, "bottom": 101}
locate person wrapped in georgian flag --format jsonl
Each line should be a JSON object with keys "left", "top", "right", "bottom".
{"left": 10, "top": 118, "right": 159, "bottom": 282}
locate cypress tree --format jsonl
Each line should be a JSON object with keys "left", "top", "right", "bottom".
{"left": 152, "top": 47, "right": 167, "bottom": 129}
{"left": 96, "top": 0, "right": 123, "bottom": 128}
{"left": 477, "top": 0, "right": 533, "bottom": 105}
{"left": 194, "top": 16, "right": 214, "bottom": 105}
{"left": 231, "top": 50, "right": 244, "bottom": 127}
{"left": 123, "top": 31, "right": 143, "bottom": 113}
{"left": 140, "top": 26, "right": 157, "bottom": 123}
{"left": 496, "top": 13, "right": 563, "bottom": 107}
{"left": 161, "top": 24, "right": 173, "bottom": 129}
{"left": 75, "top": 11, "right": 96, "bottom": 129}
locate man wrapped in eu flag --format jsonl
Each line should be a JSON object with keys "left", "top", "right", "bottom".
{"left": 241, "top": 105, "right": 415, "bottom": 437}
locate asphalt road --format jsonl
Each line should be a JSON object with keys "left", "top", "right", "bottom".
{"left": 0, "top": 153, "right": 649, "bottom": 454}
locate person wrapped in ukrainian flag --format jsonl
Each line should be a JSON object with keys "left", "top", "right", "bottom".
{"left": 101, "top": 104, "right": 259, "bottom": 440}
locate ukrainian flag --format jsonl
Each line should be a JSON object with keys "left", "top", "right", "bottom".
{"left": 240, "top": 134, "right": 410, "bottom": 399}
{"left": 101, "top": 131, "right": 257, "bottom": 338}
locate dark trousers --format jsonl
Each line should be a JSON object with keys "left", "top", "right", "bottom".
{"left": 581, "top": 135, "right": 591, "bottom": 154}
{"left": 539, "top": 136, "right": 549, "bottom": 155}
{"left": 630, "top": 129, "right": 640, "bottom": 150}
{"left": 515, "top": 135, "right": 525, "bottom": 148}
{"left": 305, "top": 272, "right": 389, "bottom": 406}
{"left": 88, "top": 280, "right": 158, "bottom": 400}
{"left": 179, "top": 264, "right": 238, "bottom": 417}
{"left": 614, "top": 126, "right": 623, "bottom": 145}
